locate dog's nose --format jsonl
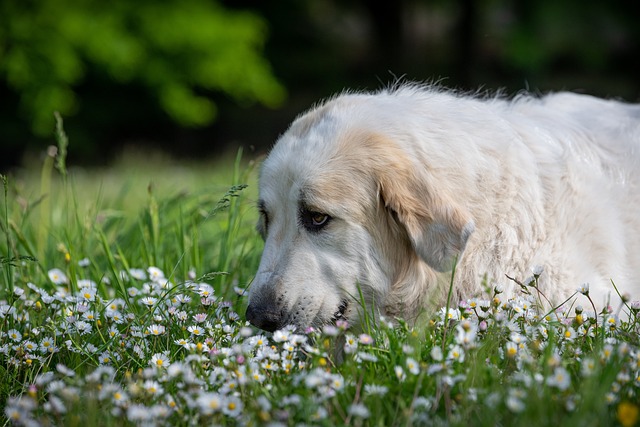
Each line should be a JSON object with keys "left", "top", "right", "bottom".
{"left": 245, "top": 304, "right": 281, "bottom": 332}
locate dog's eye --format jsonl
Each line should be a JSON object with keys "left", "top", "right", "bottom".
{"left": 257, "top": 201, "right": 269, "bottom": 238}
{"left": 300, "top": 209, "right": 331, "bottom": 232}
{"left": 311, "top": 212, "right": 329, "bottom": 226}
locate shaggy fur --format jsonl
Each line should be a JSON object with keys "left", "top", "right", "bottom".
{"left": 246, "top": 85, "right": 640, "bottom": 332}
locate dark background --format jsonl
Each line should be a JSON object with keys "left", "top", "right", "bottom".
{"left": 1, "top": 0, "right": 639, "bottom": 171}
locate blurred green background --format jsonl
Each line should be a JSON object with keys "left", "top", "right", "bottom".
{"left": 1, "top": 0, "right": 639, "bottom": 171}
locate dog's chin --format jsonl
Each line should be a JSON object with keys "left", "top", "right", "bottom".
{"left": 289, "top": 299, "right": 351, "bottom": 333}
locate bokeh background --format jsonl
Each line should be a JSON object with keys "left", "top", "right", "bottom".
{"left": 1, "top": 0, "right": 639, "bottom": 171}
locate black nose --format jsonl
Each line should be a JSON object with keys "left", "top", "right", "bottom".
{"left": 245, "top": 304, "right": 281, "bottom": 332}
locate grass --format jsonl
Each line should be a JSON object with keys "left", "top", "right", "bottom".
{"left": 1, "top": 131, "right": 639, "bottom": 426}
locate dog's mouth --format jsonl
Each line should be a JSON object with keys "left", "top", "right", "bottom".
{"left": 330, "top": 299, "right": 349, "bottom": 324}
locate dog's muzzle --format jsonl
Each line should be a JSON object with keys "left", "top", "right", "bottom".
{"left": 245, "top": 304, "right": 281, "bottom": 332}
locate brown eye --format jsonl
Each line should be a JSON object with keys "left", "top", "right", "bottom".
{"left": 300, "top": 208, "right": 331, "bottom": 232}
{"left": 311, "top": 213, "right": 329, "bottom": 226}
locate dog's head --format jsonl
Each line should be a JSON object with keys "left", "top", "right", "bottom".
{"left": 246, "top": 99, "right": 474, "bottom": 332}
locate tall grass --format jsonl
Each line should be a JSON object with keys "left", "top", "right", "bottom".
{"left": 1, "top": 126, "right": 639, "bottom": 426}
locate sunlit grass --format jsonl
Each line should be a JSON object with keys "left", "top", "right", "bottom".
{"left": 1, "top": 133, "right": 639, "bottom": 426}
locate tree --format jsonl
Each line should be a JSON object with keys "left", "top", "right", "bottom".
{"left": 0, "top": 0, "right": 285, "bottom": 136}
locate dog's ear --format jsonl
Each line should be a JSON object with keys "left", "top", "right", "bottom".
{"left": 371, "top": 140, "right": 475, "bottom": 272}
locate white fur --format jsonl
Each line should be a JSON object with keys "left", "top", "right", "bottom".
{"left": 246, "top": 85, "right": 640, "bottom": 331}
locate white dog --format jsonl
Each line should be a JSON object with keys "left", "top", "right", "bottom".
{"left": 246, "top": 85, "right": 640, "bottom": 332}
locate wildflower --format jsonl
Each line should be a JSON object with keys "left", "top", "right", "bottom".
{"left": 273, "top": 328, "right": 292, "bottom": 342}
{"left": 547, "top": 366, "right": 571, "bottom": 391}
{"left": 48, "top": 268, "right": 68, "bottom": 285}
{"left": 406, "top": 357, "right": 420, "bottom": 375}
{"left": 448, "top": 345, "right": 465, "bottom": 363}
{"left": 577, "top": 283, "right": 590, "bottom": 296}
{"left": 147, "top": 266, "right": 165, "bottom": 283}
{"left": 197, "top": 283, "right": 214, "bottom": 299}
{"left": 505, "top": 342, "right": 518, "bottom": 358}
{"left": 348, "top": 403, "right": 370, "bottom": 418}
{"left": 56, "top": 364, "right": 75, "bottom": 377}
{"left": 506, "top": 389, "right": 526, "bottom": 413}
{"left": 394, "top": 365, "right": 406, "bottom": 381}
{"left": 147, "top": 324, "right": 166, "bottom": 336}
{"left": 355, "top": 352, "right": 379, "bottom": 363}
{"left": 223, "top": 395, "right": 243, "bottom": 417}
{"left": 617, "top": 402, "right": 640, "bottom": 427}
{"left": 187, "top": 325, "right": 203, "bottom": 336}
{"left": 440, "top": 307, "right": 459, "bottom": 321}
{"left": 140, "top": 297, "right": 157, "bottom": 307}
{"left": 562, "top": 327, "right": 577, "bottom": 341}
{"left": 77, "top": 279, "right": 97, "bottom": 289}
{"left": 129, "top": 268, "right": 147, "bottom": 281}
{"left": 150, "top": 353, "right": 171, "bottom": 369}
{"left": 322, "top": 325, "right": 339, "bottom": 336}
{"left": 7, "top": 329, "right": 22, "bottom": 342}
{"left": 344, "top": 334, "right": 358, "bottom": 354}
{"left": 174, "top": 338, "right": 190, "bottom": 348}
{"left": 81, "top": 311, "right": 97, "bottom": 322}
{"left": 75, "top": 321, "right": 92, "bottom": 335}
{"left": 192, "top": 313, "right": 208, "bottom": 323}
{"left": 358, "top": 334, "right": 374, "bottom": 345}
{"left": 196, "top": 392, "right": 223, "bottom": 415}
{"left": 430, "top": 346, "right": 443, "bottom": 362}
{"left": 39, "top": 337, "right": 56, "bottom": 354}
{"left": 23, "top": 341, "right": 37, "bottom": 352}
{"left": 143, "top": 380, "right": 163, "bottom": 395}
{"left": 531, "top": 265, "right": 544, "bottom": 277}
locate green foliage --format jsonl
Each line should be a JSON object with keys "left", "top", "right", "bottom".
{"left": 0, "top": 0, "right": 285, "bottom": 135}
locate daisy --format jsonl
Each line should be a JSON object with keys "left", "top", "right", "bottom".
{"left": 39, "top": 337, "right": 56, "bottom": 354}
{"left": 129, "top": 268, "right": 147, "bottom": 281}
{"left": 364, "top": 384, "right": 388, "bottom": 396}
{"left": 7, "top": 329, "right": 22, "bottom": 342}
{"left": 394, "top": 365, "right": 406, "bottom": 382}
{"left": 147, "top": 266, "right": 165, "bottom": 283}
{"left": 223, "top": 395, "right": 243, "bottom": 417}
{"left": 143, "top": 380, "right": 163, "bottom": 395}
{"left": 547, "top": 366, "right": 571, "bottom": 391}
{"left": 348, "top": 403, "right": 370, "bottom": 418}
{"left": 197, "top": 284, "right": 214, "bottom": 299}
{"left": 344, "top": 334, "right": 358, "bottom": 354}
{"left": 150, "top": 353, "right": 171, "bottom": 369}
{"left": 98, "top": 352, "right": 112, "bottom": 365}
{"left": 187, "top": 325, "right": 203, "bottom": 336}
{"left": 505, "top": 342, "right": 518, "bottom": 358}
{"left": 75, "top": 321, "right": 92, "bottom": 335}
{"left": 358, "top": 333, "right": 374, "bottom": 345}
{"left": 406, "top": 357, "right": 420, "bottom": 375}
{"left": 140, "top": 297, "right": 157, "bottom": 307}
{"left": 577, "top": 283, "right": 590, "bottom": 296}
{"left": 196, "top": 392, "right": 223, "bottom": 415}
{"left": 77, "top": 279, "right": 97, "bottom": 289}
{"left": 48, "top": 268, "right": 68, "bottom": 285}
{"left": 174, "top": 338, "right": 191, "bottom": 348}
{"left": 82, "top": 311, "right": 97, "bottom": 322}
{"left": 192, "top": 313, "right": 207, "bottom": 323}
{"left": 147, "top": 324, "right": 166, "bottom": 336}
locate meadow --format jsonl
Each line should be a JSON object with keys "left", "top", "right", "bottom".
{"left": 1, "top": 126, "right": 639, "bottom": 426}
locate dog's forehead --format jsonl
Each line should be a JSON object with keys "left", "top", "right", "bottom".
{"left": 260, "top": 118, "right": 344, "bottom": 198}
